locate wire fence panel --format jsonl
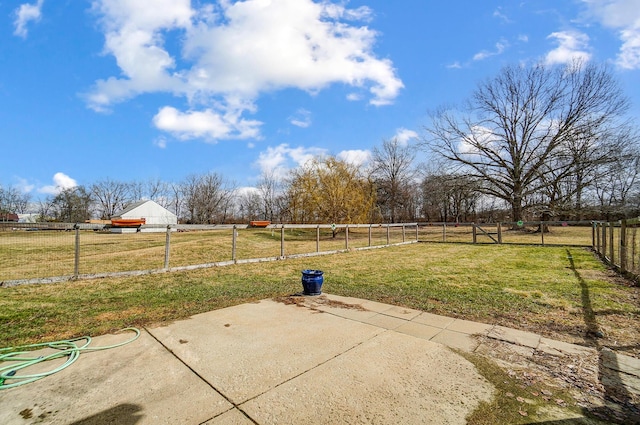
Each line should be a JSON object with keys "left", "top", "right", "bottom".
{"left": 235, "top": 228, "right": 282, "bottom": 259}
{"left": 499, "top": 222, "right": 593, "bottom": 246}
{"left": 169, "top": 229, "right": 234, "bottom": 267}
{"left": 1, "top": 221, "right": 607, "bottom": 286}
{"left": 418, "top": 224, "right": 448, "bottom": 242}
{"left": 593, "top": 218, "right": 640, "bottom": 282}
{"left": 0, "top": 229, "right": 76, "bottom": 280}
{"left": 78, "top": 231, "right": 167, "bottom": 275}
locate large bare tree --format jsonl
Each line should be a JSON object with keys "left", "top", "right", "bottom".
{"left": 425, "top": 61, "right": 629, "bottom": 223}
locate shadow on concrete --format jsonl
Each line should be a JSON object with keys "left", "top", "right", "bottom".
{"left": 69, "top": 403, "right": 143, "bottom": 425}
{"left": 566, "top": 249, "right": 640, "bottom": 424}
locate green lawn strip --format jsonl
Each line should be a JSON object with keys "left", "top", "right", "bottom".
{"left": 1, "top": 244, "right": 637, "bottom": 354}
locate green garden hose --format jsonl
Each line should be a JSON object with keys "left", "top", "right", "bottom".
{"left": 0, "top": 327, "right": 140, "bottom": 390}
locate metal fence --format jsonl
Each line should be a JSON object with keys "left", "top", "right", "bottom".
{"left": 0, "top": 221, "right": 596, "bottom": 286}
{"left": 593, "top": 217, "right": 640, "bottom": 282}
{"left": 0, "top": 223, "right": 418, "bottom": 286}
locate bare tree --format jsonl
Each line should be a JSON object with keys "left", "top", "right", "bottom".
{"left": 590, "top": 143, "right": 640, "bottom": 220}
{"left": 37, "top": 197, "right": 55, "bottom": 222}
{"left": 167, "top": 182, "right": 183, "bottom": 220}
{"left": 91, "top": 179, "right": 131, "bottom": 219}
{"left": 128, "top": 178, "right": 172, "bottom": 209}
{"left": 0, "top": 185, "right": 30, "bottom": 215}
{"left": 236, "top": 189, "right": 263, "bottom": 222}
{"left": 371, "top": 138, "right": 417, "bottom": 223}
{"left": 145, "top": 178, "right": 171, "bottom": 208}
{"left": 425, "top": 61, "right": 629, "bottom": 223}
{"left": 181, "top": 172, "right": 235, "bottom": 224}
{"left": 257, "top": 171, "right": 281, "bottom": 222}
{"left": 50, "top": 186, "right": 94, "bottom": 222}
{"left": 421, "top": 172, "right": 480, "bottom": 222}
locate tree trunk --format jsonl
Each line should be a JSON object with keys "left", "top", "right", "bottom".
{"left": 510, "top": 196, "right": 523, "bottom": 229}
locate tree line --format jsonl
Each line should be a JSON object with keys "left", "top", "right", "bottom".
{"left": 2, "top": 61, "right": 639, "bottom": 225}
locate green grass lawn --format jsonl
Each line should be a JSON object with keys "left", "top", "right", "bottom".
{"left": 1, "top": 242, "right": 637, "bottom": 359}
{"left": 2, "top": 241, "right": 638, "bottom": 424}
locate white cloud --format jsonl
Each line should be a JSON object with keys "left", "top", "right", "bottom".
{"left": 473, "top": 39, "right": 508, "bottom": 61}
{"left": 617, "top": 25, "right": 640, "bottom": 69}
{"left": 153, "top": 106, "right": 262, "bottom": 141}
{"left": 394, "top": 128, "right": 418, "bottom": 145}
{"left": 493, "top": 7, "right": 512, "bottom": 24}
{"left": 337, "top": 149, "right": 371, "bottom": 167}
{"left": 87, "top": 0, "right": 403, "bottom": 141}
{"left": 38, "top": 172, "right": 78, "bottom": 195}
{"left": 13, "top": 0, "right": 44, "bottom": 38}
{"left": 153, "top": 136, "right": 168, "bottom": 149}
{"left": 581, "top": 0, "right": 640, "bottom": 69}
{"left": 289, "top": 109, "right": 312, "bottom": 128}
{"left": 15, "top": 178, "right": 35, "bottom": 194}
{"left": 182, "top": 0, "right": 402, "bottom": 103}
{"left": 86, "top": 0, "right": 193, "bottom": 110}
{"left": 235, "top": 186, "right": 259, "bottom": 197}
{"left": 255, "top": 143, "right": 327, "bottom": 179}
{"left": 459, "top": 125, "right": 500, "bottom": 156}
{"left": 545, "top": 30, "right": 592, "bottom": 65}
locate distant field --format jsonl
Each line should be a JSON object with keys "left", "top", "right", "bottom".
{"left": 0, "top": 224, "right": 594, "bottom": 282}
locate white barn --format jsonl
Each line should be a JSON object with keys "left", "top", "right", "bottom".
{"left": 111, "top": 200, "right": 177, "bottom": 233}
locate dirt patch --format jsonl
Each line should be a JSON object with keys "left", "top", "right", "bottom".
{"left": 474, "top": 334, "right": 640, "bottom": 423}
{"left": 274, "top": 294, "right": 369, "bottom": 312}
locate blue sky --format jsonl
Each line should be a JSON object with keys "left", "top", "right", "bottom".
{"left": 2, "top": 0, "right": 639, "bottom": 199}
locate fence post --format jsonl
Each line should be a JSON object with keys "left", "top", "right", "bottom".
{"left": 316, "top": 225, "right": 320, "bottom": 252}
{"left": 443, "top": 223, "right": 447, "bottom": 242}
{"left": 345, "top": 225, "right": 349, "bottom": 250}
{"left": 472, "top": 223, "right": 477, "bottom": 244}
{"left": 497, "top": 222, "right": 502, "bottom": 244}
{"left": 595, "top": 223, "right": 600, "bottom": 254}
{"left": 609, "top": 222, "right": 615, "bottom": 264}
{"left": 386, "top": 225, "right": 390, "bottom": 245}
{"left": 402, "top": 225, "right": 405, "bottom": 242}
{"left": 232, "top": 225, "right": 237, "bottom": 262}
{"left": 368, "top": 224, "right": 372, "bottom": 247}
{"left": 415, "top": 224, "right": 419, "bottom": 241}
{"left": 632, "top": 227, "right": 637, "bottom": 272}
{"left": 280, "top": 225, "right": 285, "bottom": 258}
{"left": 620, "top": 219, "right": 627, "bottom": 272}
{"left": 600, "top": 223, "right": 607, "bottom": 258}
{"left": 74, "top": 224, "right": 80, "bottom": 278}
{"left": 164, "top": 225, "right": 171, "bottom": 269}
{"left": 541, "top": 222, "right": 545, "bottom": 246}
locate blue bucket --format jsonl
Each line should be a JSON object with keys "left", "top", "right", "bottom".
{"left": 301, "top": 270, "right": 324, "bottom": 295}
